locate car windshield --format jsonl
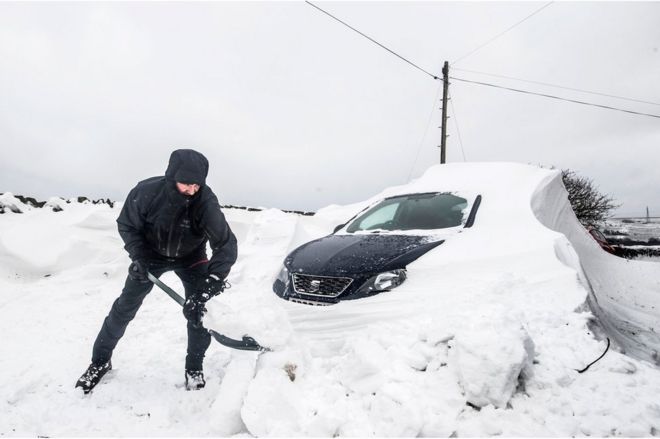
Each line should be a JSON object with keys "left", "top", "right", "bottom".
{"left": 345, "top": 192, "right": 469, "bottom": 233}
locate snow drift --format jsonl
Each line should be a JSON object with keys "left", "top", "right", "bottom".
{"left": 1, "top": 163, "right": 660, "bottom": 437}
{"left": 532, "top": 174, "right": 660, "bottom": 364}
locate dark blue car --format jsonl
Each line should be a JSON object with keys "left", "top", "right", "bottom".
{"left": 273, "top": 192, "right": 482, "bottom": 305}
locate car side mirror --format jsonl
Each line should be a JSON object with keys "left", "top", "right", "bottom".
{"left": 333, "top": 224, "right": 345, "bottom": 234}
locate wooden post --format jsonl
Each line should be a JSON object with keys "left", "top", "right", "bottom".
{"left": 440, "top": 61, "right": 449, "bottom": 164}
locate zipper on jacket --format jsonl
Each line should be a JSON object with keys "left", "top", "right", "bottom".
{"left": 166, "top": 199, "right": 190, "bottom": 257}
{"left": 174, "top": 203, "right": 190, "bottom": 257}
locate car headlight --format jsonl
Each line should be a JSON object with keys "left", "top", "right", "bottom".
{"left": 374, "top": 269, "right": 407, "bottom": 290}
{"left": 276, "top": 265, "right": 290, "bottom": 284}
{"left": 354, "top": 269, "right": 407, "bottom": 296}
{"left": 355, "top": 269, "right": 407, "bottom": 296}
{"left": 273, "top": 265, "right": 291, "bottom": 298}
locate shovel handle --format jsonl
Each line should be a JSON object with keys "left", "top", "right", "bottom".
{"left": 147, "top": 272, "right": 185, "bottom": 306}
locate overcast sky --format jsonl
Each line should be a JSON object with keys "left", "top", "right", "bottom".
{"left": 1, "top": 1, "right": 658, "bottom": 216}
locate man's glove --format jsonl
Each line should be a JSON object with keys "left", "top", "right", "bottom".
{"left": 183, "top": 294, "right": 208, "bottom": 329}
{"left": 182, "top": 274, "right": 228, "bottom": 328}
{"left": 200, "top": 273, "right": 228, "bottom": 297}
{"left": 128, "top": 260, "right": 149, "bottom": 283}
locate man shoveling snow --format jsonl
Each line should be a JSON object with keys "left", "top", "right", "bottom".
{"left": 76, "top": 149, "right": 237, "bottom": 393}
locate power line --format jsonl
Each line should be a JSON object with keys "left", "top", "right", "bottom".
{"left": 305, "top": 1, "right": 440, "bottom": 80}
{"left": 305, "top": 1, "right": 660, "bottom": 120}
{"left": 453, "top": 67, "right": 660, "bottom": 107}
{"left": 450, "top": 76, "right": 660, "bottom": 119}
{"left": 448, "top": 91, "right": 467, "bottom": 161}
{"left": 451, "top": 2, "right": 554, "bottom": 65}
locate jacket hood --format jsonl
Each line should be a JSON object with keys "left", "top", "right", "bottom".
{"left": 165, "top": 149, "right": 209, "bottom": 186}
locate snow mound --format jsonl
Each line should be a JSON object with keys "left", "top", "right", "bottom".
{"left": 0, "top": 200, "right": 121, "bottom": 278}
{"left": 45, "top": 197, "right": 67, "bottom": 212}
{"left": 0, "top": 192, "right": 30, "bottom": 213}
{"left": 451, "top": 323, "right": 535, "bottom": 408}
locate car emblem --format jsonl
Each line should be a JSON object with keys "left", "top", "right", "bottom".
{"left": 309, "top": 280, "right": 321, "bottom": 293}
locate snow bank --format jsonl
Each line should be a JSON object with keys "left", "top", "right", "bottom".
{"left": 0, "top": 199, "right": 120, "bottom": 279}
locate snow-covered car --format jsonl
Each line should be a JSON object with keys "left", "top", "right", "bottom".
{"left": 273, "top": 191, "right": 482, "bottom": 305}
{"left": 587, "top": 226, "right": 618, "bottom": 255}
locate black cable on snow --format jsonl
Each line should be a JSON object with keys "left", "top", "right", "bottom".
{"left": 576, "top": 337, "right": 611, "bottom": 373}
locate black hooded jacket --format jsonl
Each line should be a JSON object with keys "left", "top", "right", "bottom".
{"left": 116, "top": 149, "right": 237, "bottom": 278}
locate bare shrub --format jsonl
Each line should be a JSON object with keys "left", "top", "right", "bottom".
{"left": 561, "top": 169, "right": 619, "bottom": 226}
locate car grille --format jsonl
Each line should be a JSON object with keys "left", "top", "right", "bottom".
{"left": 289, "top": 297, "right": 334, "bottom": 306}
{"left": 292, "top": 273, "right": 353, "bottom": 298}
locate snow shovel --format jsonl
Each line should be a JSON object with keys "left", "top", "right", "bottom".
{"left": 147, "top": 272, "right": 270, "bottom": 352}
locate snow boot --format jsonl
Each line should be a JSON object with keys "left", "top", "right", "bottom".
{"left": 185, "top": 369, "right": 205, "bottom": 390}
{"left": 76, "top": 361, "right": 112, "bottom": 394}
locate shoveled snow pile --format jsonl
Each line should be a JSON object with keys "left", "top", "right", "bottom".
{"left": 451, "top": 322, "right": 535, "bottom": 409}
{"left": 1, "top": 163, "right": 659, "bottom": 437}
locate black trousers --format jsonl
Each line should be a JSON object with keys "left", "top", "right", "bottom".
{"left": 91, "top": 257, "right": 211, "bottom": 371}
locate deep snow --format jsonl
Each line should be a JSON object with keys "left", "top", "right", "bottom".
{"left": 1, "top": 163, "right": 660, "bottom": 437}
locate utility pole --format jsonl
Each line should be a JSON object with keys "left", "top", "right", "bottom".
{"left": 440, "top": 61, "right": 449, "bottom": 164}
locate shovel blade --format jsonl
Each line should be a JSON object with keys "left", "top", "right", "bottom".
{"left": 209, "top": 329, "right": 270, "bottom": 352}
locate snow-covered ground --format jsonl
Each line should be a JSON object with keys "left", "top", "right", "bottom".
{"left": 605, "top": 218, "right": 660, "bottom": 245}
{"left": 1, "top": 163, "right": 660, "bottom": 437}
{"left": 602, "top": 218, "right": 660, "bottom": 262}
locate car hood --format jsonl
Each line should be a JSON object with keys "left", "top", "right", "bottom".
{"left": 286, "top": 233, "right": 445, "bottom": 276}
